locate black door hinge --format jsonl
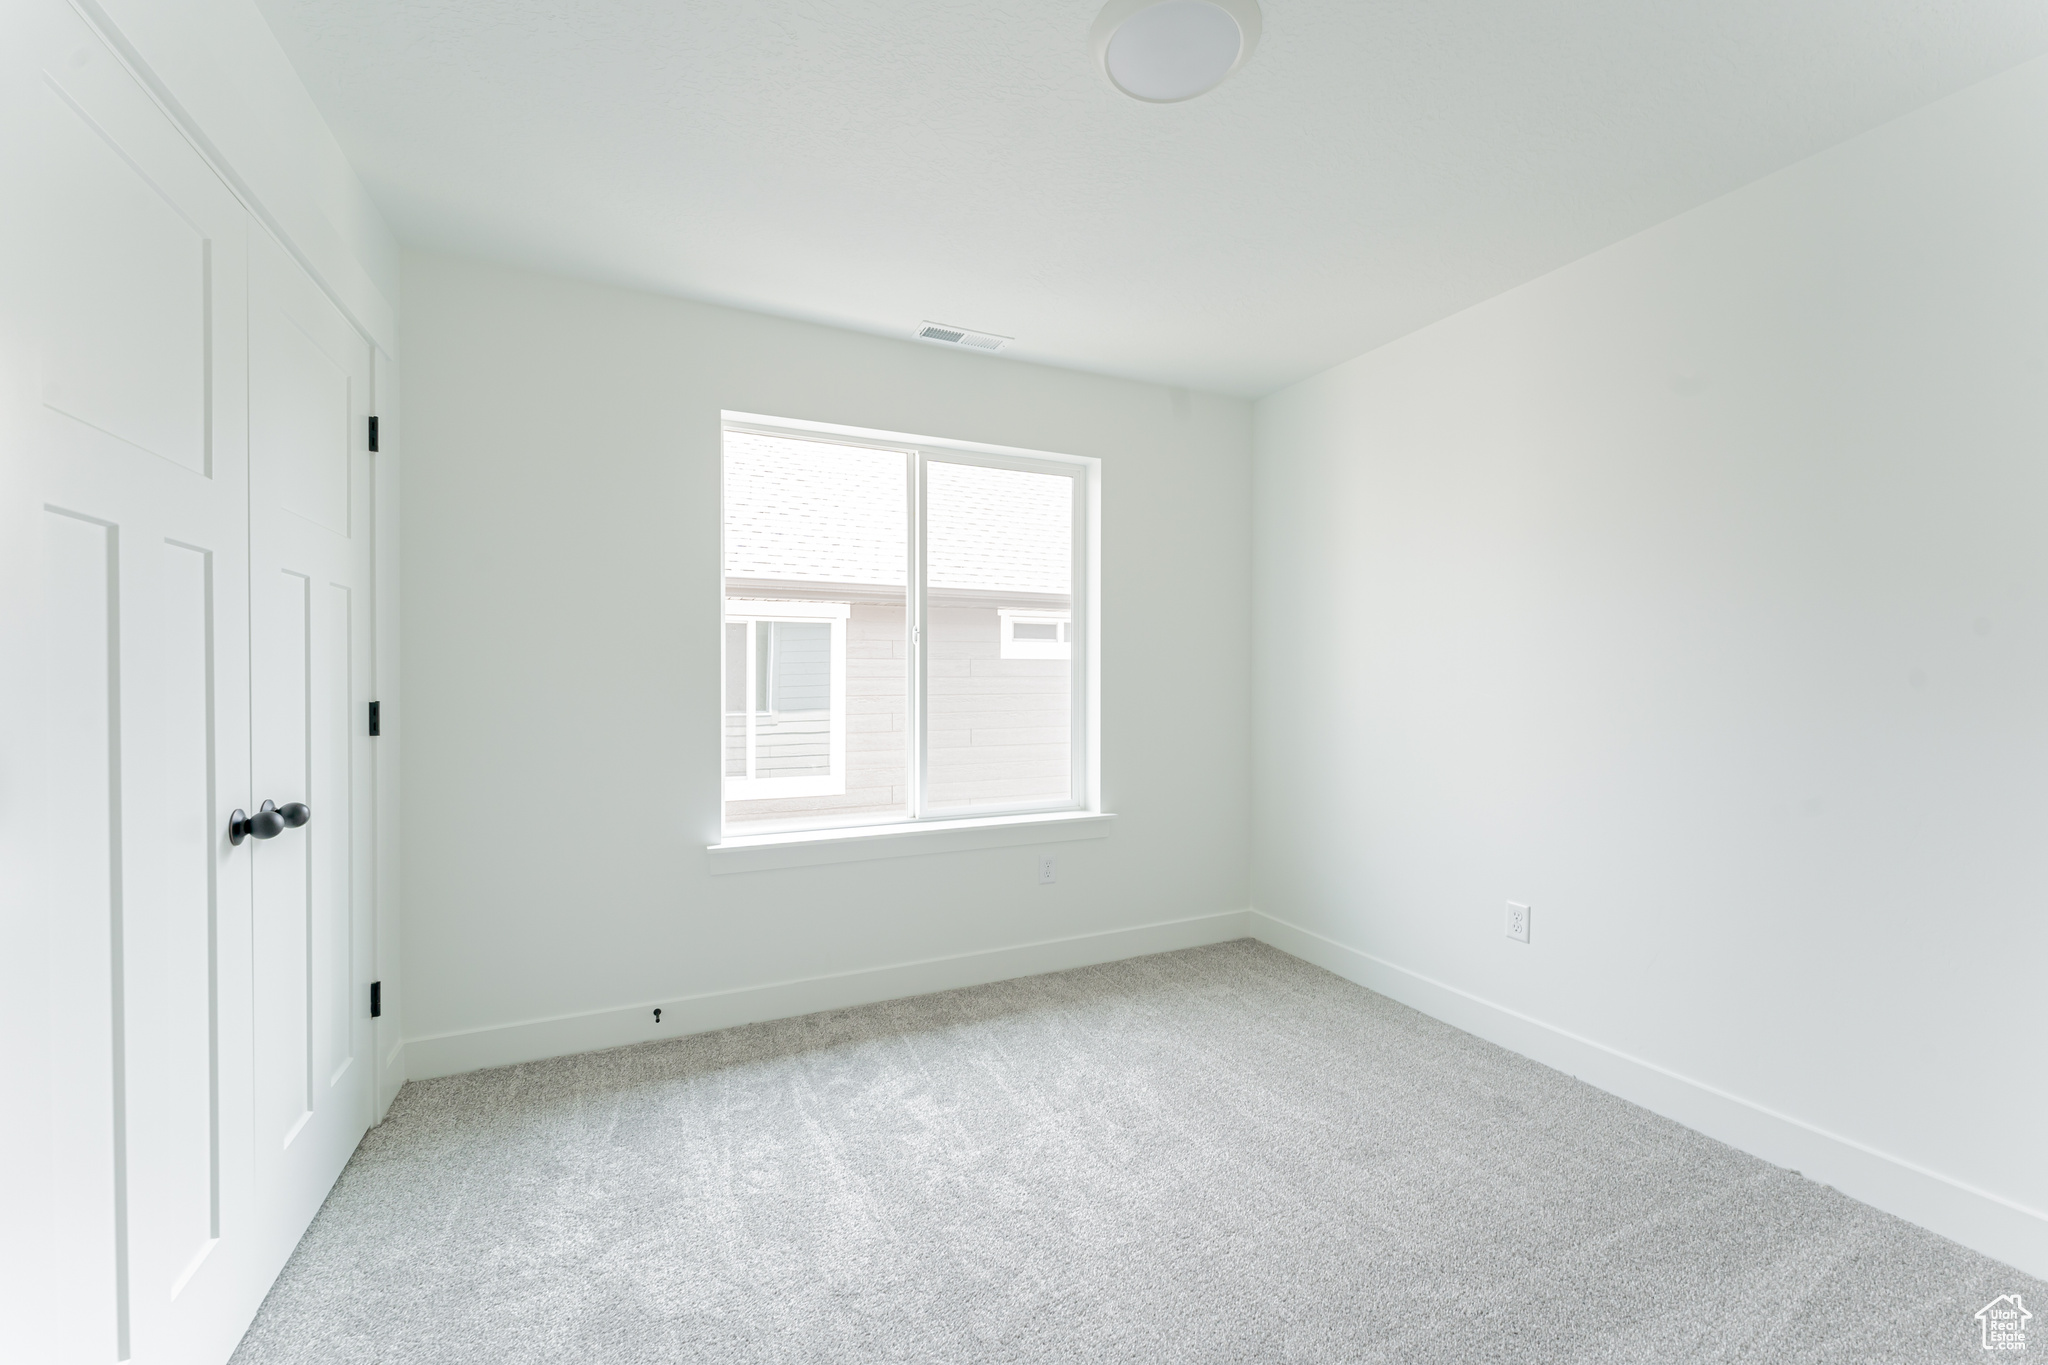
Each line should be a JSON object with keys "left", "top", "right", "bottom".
{"left": 370, "top": 980, "right": 382, "bottom": 1018}
{"left": 367, "top": 415, "right": 379, "bottom": 452}
{"left": 368, "top": 700, "right": 381, "bottom": 736}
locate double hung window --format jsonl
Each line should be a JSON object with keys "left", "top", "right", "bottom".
{"left": 721, "top": 415, "right": 1096, "bottom": 837}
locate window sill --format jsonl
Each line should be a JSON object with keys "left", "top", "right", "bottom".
{"left": 706, "top": 811, "right": 1114, "bottom": 874}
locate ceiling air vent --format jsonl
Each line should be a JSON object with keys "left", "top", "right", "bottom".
{"left": 917, "top": 321, "right": 1012, "bottom": 353}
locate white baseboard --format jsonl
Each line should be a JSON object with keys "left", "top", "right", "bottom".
{"left": 404, "top": 910, "right": 1254, "bottom": 1081}
{"left": 377, "top": 1040, "right": 405, "bottom": 1120}
{"left": 1250, "top": 910, "right": 2048, "bottom": 1280}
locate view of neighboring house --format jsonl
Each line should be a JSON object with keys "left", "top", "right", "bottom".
{"left": 723, "top": 430, "right": 1075, "bottom": 830}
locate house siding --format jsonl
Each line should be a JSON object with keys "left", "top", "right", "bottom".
{"left": 724, "top": 599, "right": 1071, "bottom": 828}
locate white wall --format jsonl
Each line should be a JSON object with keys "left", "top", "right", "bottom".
{"left": 89, "top": 0, "right": 399, "bottom": 351}
{"left": 1252, "top": 56, "right": 2048, "bottom": 1276}
{"left": 399, "top": 250, "right": 1252, "bottom": 1076}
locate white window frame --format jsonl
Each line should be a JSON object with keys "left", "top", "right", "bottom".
{"left": 723, "top": 598, "right": 850, "bottom": 801}
{"left": 998, "top": 609, "right": 1071, "bottom": 660}
{"left": 717, "top": 412, "right": 1102, "bottom": 852}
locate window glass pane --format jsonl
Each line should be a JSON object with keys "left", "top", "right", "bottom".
{"left": 768, "top": 622, "right": 830, "bottom": 712}
{"left": 723, "top": 431, "right": 909, "bottom": 832}
{"left": 925, "top": 461, "right": 1074, "bottom": 813}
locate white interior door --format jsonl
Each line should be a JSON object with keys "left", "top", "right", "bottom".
{"left": 246, "top": 226, "right": 378, "bottom": 1272}
{"left": 0, "top": 3, "right": 262, "bottom": 1361}
{"left": 2, "top": 3, "right": 383, "bottom": 1358}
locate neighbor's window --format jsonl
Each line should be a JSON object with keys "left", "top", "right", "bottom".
{"left": 721, "top": 417, "right": 1093, "bottom": 836}
{"left": 998, "top": 609, "right": 1071, "bottom": 660}
{"left": 723, "top": 601, "right": 848, "bottom": 799}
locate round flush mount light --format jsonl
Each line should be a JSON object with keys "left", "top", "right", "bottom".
{"left": 1092, "top": 0, "right": 1262, "bottom": 104}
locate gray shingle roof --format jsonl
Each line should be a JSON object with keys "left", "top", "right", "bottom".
{"left": 725, "top": 431, "right": 1071, "bottom": 595}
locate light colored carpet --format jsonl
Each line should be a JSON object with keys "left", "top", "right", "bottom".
{"left": 231, "top": 940, "right": 2038, "bottom": 1363}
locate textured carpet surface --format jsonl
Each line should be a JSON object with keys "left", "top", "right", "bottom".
{"left": 231, "top": 941, "right": 2038, "bottom": 1363}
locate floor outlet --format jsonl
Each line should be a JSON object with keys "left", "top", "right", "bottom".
{"left": 1038, "top": 855, "right": 1056, "bottom": 885}
{"left": 1506, "top": 901, "right": 1530, "bottom": 943}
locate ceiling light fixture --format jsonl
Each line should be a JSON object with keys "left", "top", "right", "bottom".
{"left": 1091, "top": 0, "right": 1262, "bottom": 104}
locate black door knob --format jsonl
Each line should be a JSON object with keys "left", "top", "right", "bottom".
{"left": 230, "top": 807, "right": 283, "bottom": 843}
{"left": 230, "top": 799, "right": 311, "bottom": 845}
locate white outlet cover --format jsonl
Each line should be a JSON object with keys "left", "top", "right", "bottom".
{"left": 1038, "top": 855, "right": 1056, "bottom": 885}
{"left": 1506, "top": 901, "right": 1531, "bottom": 943}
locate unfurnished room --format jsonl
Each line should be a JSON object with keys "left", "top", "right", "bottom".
{"left": 1, "top": 1, "right": 2043, "bottom": 1361}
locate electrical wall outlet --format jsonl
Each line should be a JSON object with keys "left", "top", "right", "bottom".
{"left": 1505, "top": 901, "right": 1530, "bottom": 943}
{"left": 1038, "top": 855, "right": 1056, "bottom": 885}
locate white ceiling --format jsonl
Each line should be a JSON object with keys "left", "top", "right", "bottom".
{"left": 253, "top": 1, "right": 2048, "bottom": 396}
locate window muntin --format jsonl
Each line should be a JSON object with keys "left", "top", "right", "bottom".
{"left": 721, "top": 419, "right": 1093, "bottom": 836}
